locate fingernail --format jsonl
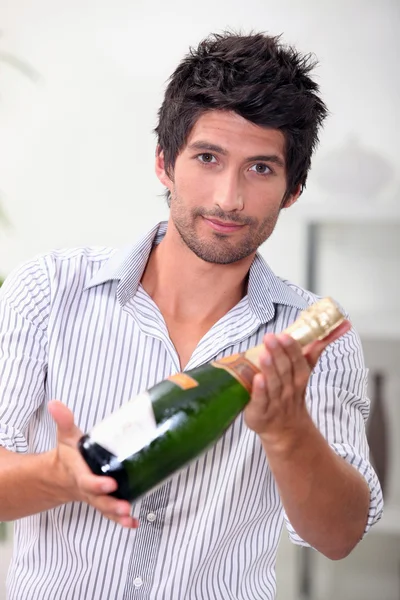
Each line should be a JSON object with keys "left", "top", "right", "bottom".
{"left": 261, "top": 351, "right": 272, "bottom": 366}
{"left": 265, "top": 337, "right": 278, "bottom": 349}
{"left": 279, "top": 335, "right": 293, "bottom": 346}
{"left": 102, "top": 481, "right": 116, "bottom": 493}
{"left": 116, "top": 506, "right": 129, "bottom": 516}
{"left": 123, "top": 517, "right": 137, "bottom": 529}
{"left": 256, "top": 375, "right": 265, "bottom": 390}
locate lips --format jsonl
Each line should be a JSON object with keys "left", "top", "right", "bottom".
{"left": 204, "top": 217, "right": 245, "bottom": 233}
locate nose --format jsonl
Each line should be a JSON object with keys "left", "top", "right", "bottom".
{"left": 213, "top": 170, "right": 244, "bottom": 212}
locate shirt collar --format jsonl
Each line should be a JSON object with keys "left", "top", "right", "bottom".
{"left": 85, "top": 220, "right": 308, "bottom": 322}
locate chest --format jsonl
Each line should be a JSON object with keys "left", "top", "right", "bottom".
{"left": 164, "top": 319, "right": 217, "bottom": 371}
{"left": 45, "top": 294, "right": 267, "bottom": 432}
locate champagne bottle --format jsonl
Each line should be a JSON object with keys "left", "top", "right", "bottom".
{"left": 78, "top": 297, "right": 345, "bottom": 502}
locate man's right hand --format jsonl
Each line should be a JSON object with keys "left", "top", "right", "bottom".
{"left": 48, "top": 400, "right": 138, "bottom": 529}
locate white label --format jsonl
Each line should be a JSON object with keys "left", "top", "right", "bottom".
{"left": 90, "top": 391, "right": 157, "bottom": 461}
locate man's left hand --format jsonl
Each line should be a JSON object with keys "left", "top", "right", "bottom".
{"left": 244, "top": 319, "right": 351, "bottom": 448}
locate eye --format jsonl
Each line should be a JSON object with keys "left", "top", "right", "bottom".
{"left": 249, "top": 163, "right": 272, "bottom": 175}
{"left": 197, "top": 153, "right": 217, "bottom": 164}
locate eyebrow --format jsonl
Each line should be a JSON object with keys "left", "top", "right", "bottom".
{"left": 188, "top": 141, "right": 285, "bottom": 168}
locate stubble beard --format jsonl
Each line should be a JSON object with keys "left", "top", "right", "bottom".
{"left": 170, "top": 193, "right": 281, "bottom": 265}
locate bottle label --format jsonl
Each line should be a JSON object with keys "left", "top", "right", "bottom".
{"left": 211, "top": 353, "right": 260, "bottom": 393}
{"left": 167, "top": 373, "right": 199, "bottom": 390}
{"left": 90, "top": 391, "right": 157, "bottom": 460}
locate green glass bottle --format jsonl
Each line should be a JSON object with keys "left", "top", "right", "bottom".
{"left": 78, "top": 297, "right": 344, "bottom": 502}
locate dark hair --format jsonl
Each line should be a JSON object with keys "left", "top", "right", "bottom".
{"left": 155, "top": 31, "right": 328, "bottom": 197}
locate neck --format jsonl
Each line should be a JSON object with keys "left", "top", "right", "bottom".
{"left": 141, "top": 221, "right": 255, "bottom": 325}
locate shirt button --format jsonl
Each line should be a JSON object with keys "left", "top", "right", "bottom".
{"left": 146, "top": 512, "right": 156, "bottom": 523}
{"left": 133, "top": 577, "right": 143, "bottom": 588}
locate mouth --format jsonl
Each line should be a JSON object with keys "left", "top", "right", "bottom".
{"left": 203, "top": 217, "right": 245, "bottom": 233}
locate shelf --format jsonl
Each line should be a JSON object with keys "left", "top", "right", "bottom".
{"left": 372, "top": 504, "right": 400, "bottom": 536}
{"left": 283, "top": 199, "right": 400, "bottom": 224}
{"left": 349, "top": 311, "right": 400, "bottom": 341}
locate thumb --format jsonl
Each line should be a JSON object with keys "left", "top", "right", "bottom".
{"left": 48, "top": 400, "right": 82, "bottom": 444}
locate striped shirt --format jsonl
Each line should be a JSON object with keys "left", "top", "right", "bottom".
{"left": 0, "top": 221, "right": 383, "bottom": 600}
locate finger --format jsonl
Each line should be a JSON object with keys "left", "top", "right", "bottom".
{"left": 250, "top": 372, "right": 268, "bottom": 407}
{"left": 91, "top": 494, "right": 132, "bottom": 518}
{"left": 79, "top": 472, "right": 118, "bottom": 496}
{"left": 245, "top": 372, "right": 270, "bottom": 431}
{"left": 277, "top": 334, "right": 311, "bottom": 389}
{"left": 263, "top": 334, "right": 293, "bottom": 385}
{"left": 101, "top": 512, "right": 138, "bottom": 528}
{"left": 48, "top": 400, "right": 82, "bottom": 444}
{"left": 91, "top": 497, "right": 139, "bottom": 528}
{"left": 115, "top": 515, "right": 139, "bottom": 528}
{"left": 117, "top": 516, "right": 139, "bottom": 528}
{"left": 304, "top": 319, "right": 352, "bottom": 369}
{"left": 258, "top": 347, "right": 282, "bottom": 400}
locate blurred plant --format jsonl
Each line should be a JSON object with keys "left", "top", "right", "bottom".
{"left": 0, "top": 51, "right": 38, "bottom": 536}
{"left": 0, "top": 32, "right": 40, "bottom": 288}
{"left": 0, "top": 34, "right": 40, "bottom": 544}
{"left": 0, "top": 31, "right": 40, "bottom": 83}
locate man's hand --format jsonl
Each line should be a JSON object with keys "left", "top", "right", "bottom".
{"left": 244, "top": 319, "right": 351, "bottom": 448}
{"left": 48, "top": 400, "right": 138, "bottom": 529}
{"left": 244, "top": 319, "right": 372, "bottom": 559}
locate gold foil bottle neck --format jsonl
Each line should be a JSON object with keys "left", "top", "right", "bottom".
{"left": 244, "top": 297, "right": 346, "bottom": 368}
{"left": 283, "top": 297, "right": 345, "bottom": 347}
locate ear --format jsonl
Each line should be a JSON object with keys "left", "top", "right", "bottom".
{"left": 155, "top": 146, "right": 173, "bottom": 191}
{"left": 282, "top": 183, "right": 302, "bottom": 209}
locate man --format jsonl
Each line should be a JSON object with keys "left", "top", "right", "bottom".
{"left": 0, "top": 32, "right": 383, "bottom": 600}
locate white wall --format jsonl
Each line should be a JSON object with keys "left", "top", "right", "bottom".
{"left": 0, "top": 0, "right": 399, "bottom": 281}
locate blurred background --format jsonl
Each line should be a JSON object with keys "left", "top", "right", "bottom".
{"left": 0, "top": 0, "right": 399, "bottom": 598}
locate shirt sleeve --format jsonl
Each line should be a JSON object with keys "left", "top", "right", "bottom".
{"left": 284, "top": 325, "right": 384, "bottom": 546}
{"left": 0, "top": 258, "right": 50, "bottom": 453}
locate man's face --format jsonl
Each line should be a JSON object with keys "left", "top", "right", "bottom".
{"left": 156, "top": 110, "right": 300, "bottom": 265}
